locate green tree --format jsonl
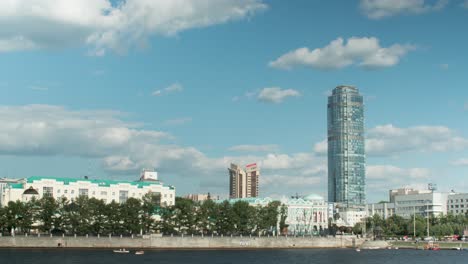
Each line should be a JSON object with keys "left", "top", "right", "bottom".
{"left": 141, "top": 193, "right": 161, "bottom": 234}
{"left": 120, "top": 198, "right": 142, "bottom": 235}
{"left": 37, "top": 196, "right": 58, "bottom": 233}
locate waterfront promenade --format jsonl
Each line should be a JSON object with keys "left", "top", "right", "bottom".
{"left": 0, "top": 235, "right": 362, "bottom": 249}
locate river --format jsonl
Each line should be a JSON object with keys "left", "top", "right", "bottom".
{"left": 0, "top": 248, "right": 466, "bottom": 264}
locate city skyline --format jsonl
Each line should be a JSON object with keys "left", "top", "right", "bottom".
{"left": 0, "top": 0, "right": 468, "bottom": 202}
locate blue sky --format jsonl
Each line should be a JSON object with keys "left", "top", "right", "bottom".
{"left": 0, "top": 0, "right": 467, "bottom": 202}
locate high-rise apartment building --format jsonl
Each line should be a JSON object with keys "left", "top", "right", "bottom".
{"left": 327, "top": 85, "right": 366, "bottom": 207}
{"left": 228, "top": 163, "right": 260, "bottom": 199}
{"left": 245, "top": 163, "right": 259, "bottom": 198}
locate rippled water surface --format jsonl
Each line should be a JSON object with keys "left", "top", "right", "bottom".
{"left": 0, "top": 248, "right": 466, "bottom": 264}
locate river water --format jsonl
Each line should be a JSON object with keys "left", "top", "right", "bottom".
{"left": 0, "top": 248, "right": 466, "bottom": 264}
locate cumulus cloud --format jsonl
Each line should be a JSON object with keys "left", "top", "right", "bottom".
{"left": 451, "top": 158, "right": 468, "bottom": 166}
{"left": 367, "top": 165, "right": 430, "bottom": 180}
{"left": 257, "top": 87, "right": 301, "bottom": 103}
{"left": 366, "top": 124, "right": 468, "bottom": 156}
{"left": 360, "top": 0, "right": 448, "bottom": 19}
{"left": 152, "top": 83, "right": 183, "bottom": 96}
{"left": 314, "top": 124, "right": 468, "bottom": 156}
{"left": 269, "top": 37, "right": 415, "bottom": 70}
{"left": 0, "top": 0, "right": 267, "bottom": 55}
{"left": 0, "top": 104, "right": 330, "bottom": 197}
{"left": 228, "top": 144, "right": 279, "bottom": 153}
{"left": 366, "top": 165, "right": 431, "bottom": 200}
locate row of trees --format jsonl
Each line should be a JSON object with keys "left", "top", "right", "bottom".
{"left": 0, "top": 196, "right": 285, "bottom": 236}
{"left": 352, "top": 213, "right": 468, "bottom": 239}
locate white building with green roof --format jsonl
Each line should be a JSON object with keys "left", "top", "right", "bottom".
{"left": 221, "top": 194, "right": 328, "bottom": 235}
{"left": 0, "top": 170, "right": 175, "bottom": 207}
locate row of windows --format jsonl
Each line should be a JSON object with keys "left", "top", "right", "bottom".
{"left": 450, "top": 204, "right": 465, "bottom": 208}
{"left": 449, "top": 199, "right": 468, "bottom": 203}
{"left": 43, "top": 187, "right": 173, "bottom": 198}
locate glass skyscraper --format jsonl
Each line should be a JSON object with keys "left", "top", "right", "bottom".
{"left": 327, "top": 85, "right": 366, "bottom": 207}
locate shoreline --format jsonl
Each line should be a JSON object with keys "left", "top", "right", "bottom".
{"left": 0, "top": 236, "right": 364, "bottom": 249}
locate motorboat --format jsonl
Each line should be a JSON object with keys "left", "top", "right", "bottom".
{"left": 355, "top": 248, "right": 361, "bottom": 252}
{"left": 135, "top": 250, "right": 145, "bottom": 255}
{"left": 113, "top": 249, "right": 130, "bottom": 253}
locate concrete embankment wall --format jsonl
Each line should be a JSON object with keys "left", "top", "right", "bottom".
{"left": 0, "top": 236, "right": 364, "bottom": 249}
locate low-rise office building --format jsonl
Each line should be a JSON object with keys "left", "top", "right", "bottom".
{"left": 394, "top": 191, "right": 448, "bottom": 219}
{"left": 447, "top": 193, "right": 468, "bottom": 215}
{"left": 367, "top": 202, "right": 395, "bottom": 220}
{"left": 0, "top": 170, "right": 175, "bottom": 207}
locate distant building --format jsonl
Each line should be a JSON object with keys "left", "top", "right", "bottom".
{"left": 389, "top": 187, "right": 431, "bottom": 203}
{"left": 184, "top": 193, "right": 219, "bottom": 202}
{"left": 0, "top": 169, "right": 175, "bottom": 207}
{"left": 228, "top": 163, "right": 260, "bottom": 199}
{"left": 327, "top": 85, "right": 366, "bottom": 207}
{"left": 394, "top": 191, "right": 448, "bottom": 219}
{"left": 336, "top": 208, "right": 367, "bottom": 228}
{"left": 367, "top": 202, "right": 395, "bottom": 220}
{"left": 447, "top": 193, "right": 468, "bottom": 215}
{"left": 245, "top": 163, "right": 259, "bottom": 198}
{"left": 225, "top": 193, "right": 328, "bottom": 235}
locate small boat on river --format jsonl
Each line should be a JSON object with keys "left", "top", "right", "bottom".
{"left": 113, "top": 249, "right": 130, "bottom": 253}
{"left": 135, "top": 251, "right": 145, "bottom": 255}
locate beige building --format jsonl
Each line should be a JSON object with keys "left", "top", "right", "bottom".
{"left": 228, "top": 163, "right": 260, "bottom": 199}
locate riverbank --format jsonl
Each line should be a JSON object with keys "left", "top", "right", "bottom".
{"left": 390, "top": 241, "right": 468, "bottom": 250}
{"left": 0, "top": 236, "right": 364, "bottom": 249}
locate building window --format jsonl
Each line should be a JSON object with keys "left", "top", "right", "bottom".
{"left": 43, "top": 187, "right": 53, "bottom": 197}
{"left": 79, "top": 188, "right": 89, "bottom": 197}
{"left": 92, "top": 191, "right": 95, "bottom": 195}
{"left": 64, "top": 190, "right": 68, "bottom": 194}
{"left": 119, "top": 190, "right": 128, "bottom": 203}
{"left": 101, "top": 191, "right": 107, "bottom": 196}
{"left": 57, "top": 189, "right": 61, "bottom": 194}
{"left": 71, "top": 190, "right": 75, "bottom": 194}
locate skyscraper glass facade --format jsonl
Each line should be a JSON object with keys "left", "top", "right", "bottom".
{"left": 327, "top": 85, "right": 366, "bottom": 207}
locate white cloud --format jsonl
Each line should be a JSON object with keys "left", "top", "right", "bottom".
{"left": 269, "top": 37, "right": 415, "bottom": 70}
{"left": 152, "top": 82, "right": 183, "bottom": 97}
{"left": 164, "top": 117, "right": 192, "bottom": 126}
{"left": 367, "top": 124, "right": 468, "bottom": 156}
{"left": 314, "top": 124, "right": 468, "bottom": 156}
{"left": 0, "top": 0, "right": 267, "bottom": 55}
{"left": 228, "top": 144, "right": 278, "bottom": 153}
{"left": 367, "top": 165, "right": 430, "bottom": 180}
{"left": 451, "top": 158, "right": 468, "bottom": 166}
{"left": 257, "top": 87, "right": 301, "bottom": 103}
{"left": 29, "top": 85, "right": 49, "bottom": 91}
{"left": 366, "top": 165, "right": 431, "bottom": 200}
{"left": 0, "top": 104, "right": 330, "bottom": 197}
{"left": 313, "top": 140, "right": 327, "bottom": 155}
{"left": 360, "top": 0, "right": 448, "bottom": 19}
